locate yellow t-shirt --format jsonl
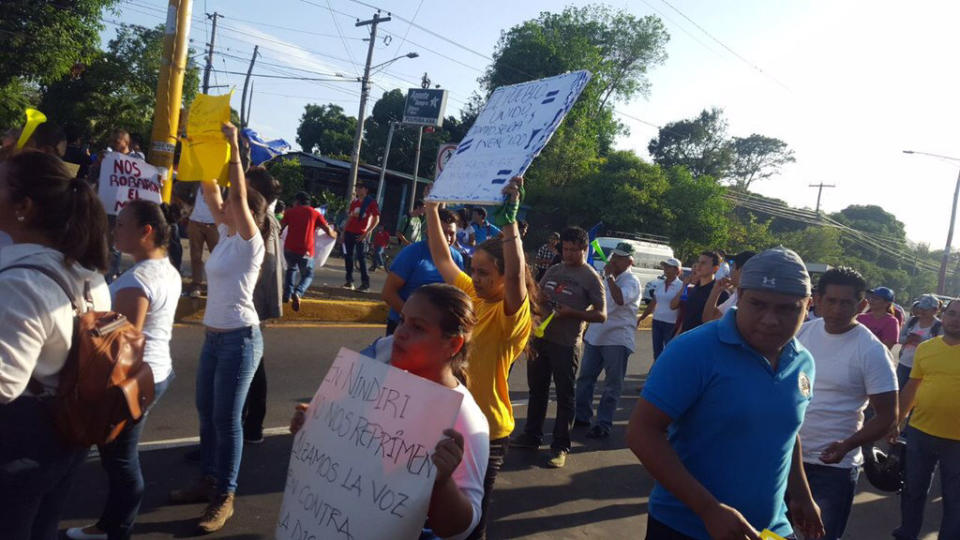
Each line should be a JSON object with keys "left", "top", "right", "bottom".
{"left": 454, "top": 271, "right": 532, "bottom": 440}
{"left": 908, "top": 337, "right": 960, "bottom": 440}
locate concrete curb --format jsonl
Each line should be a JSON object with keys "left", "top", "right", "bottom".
{"left": 175, "top": 296, "right": 388, "bottom": 324}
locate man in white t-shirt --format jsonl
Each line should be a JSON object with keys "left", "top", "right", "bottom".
{"left": 896, "top": 294, "right": 942, "bottom": 388}
{"left": 796, "top": 267, "right": 898, "bottom": 540}
{"left": 638, "top": 257, "right": 684, "bottom": 361}
{"left": 187, "top": 185, "right": 220, "bottom": 298}
{"left": 575, "top": 242, "right": 641, "bottom": 439}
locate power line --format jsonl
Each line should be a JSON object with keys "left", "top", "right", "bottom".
{"left": 657, "top": 0, "right": 790, "bottom": 91}
{"left": 326, "top": 0, "right": 362, "bottom": 76}
{"left": 209, "top": 69, "right": 357, "bottom": 82}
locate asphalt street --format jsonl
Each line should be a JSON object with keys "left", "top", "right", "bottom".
{"left": 59, "top": 324, "right": 941, "bottom": 539}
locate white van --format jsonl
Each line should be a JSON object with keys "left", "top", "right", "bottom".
{"left": 590, "top": 236, "right": 676, "bottom": 287}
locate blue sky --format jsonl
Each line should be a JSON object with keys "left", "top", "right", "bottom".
{"left": 104, "top": 1, "right": 960, "bottom": 250}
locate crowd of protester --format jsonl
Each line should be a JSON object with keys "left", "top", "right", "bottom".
{"left": 0, "top": 117, "right": 957, "bottom": 540}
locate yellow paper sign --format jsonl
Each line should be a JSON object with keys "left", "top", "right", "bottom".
{"left": 16, "top": 108, "right": 47, "bottom": 149}
{"left": 760, "top": 530, "right": 786, "bottom": 540}
{"left": 178, "top": 93, "right": 232, "bottom": 183}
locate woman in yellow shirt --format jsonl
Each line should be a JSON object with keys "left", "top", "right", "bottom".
{"left": 425, "top": 176, "right": 535, "bottom": 539}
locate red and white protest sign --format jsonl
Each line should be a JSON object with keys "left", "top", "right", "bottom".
{"left": 97, "top": 152, "right": 164, "bottom": 215}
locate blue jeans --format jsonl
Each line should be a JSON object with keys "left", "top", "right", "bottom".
{"left": 95, "top": 376, "right": 172, "bottom": 540}
{"left": 0, "top": 394, "right": 89, "bottom": 540}
{"left": 283, "top": 250, "right": 315, "bottom": 301}
{"left": 372, "top": 246, "right": 385, "bottom": 269}
{"left": 651, "top": 319, "right": 675, "bottom": 360}
{"left": 343, "top": 232, "right": 369, "bottom": 285}
{"left": 803, "top": 462, "right": 859, "bottom": 540}
{"left": 896, "top": 362, "right": 912, "bottom": 390}
{"left": 197, "top": 326, "right": 263, "bottom": 494}
{"left": 894, "top": 426, "right": 960, "bottom": 540}
{"left": 575, "top": 343, "right": 630, "bottom": 431}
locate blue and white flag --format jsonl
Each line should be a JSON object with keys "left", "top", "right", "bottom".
{"left": 242, "top": 128, "right": 291, "bottom": 166}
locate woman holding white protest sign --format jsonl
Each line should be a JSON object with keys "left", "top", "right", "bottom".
{"left": 291, "top": 284, "right": 489, "bottom": 539}
{"left": 424, "top": 176, "right": 535, "bottom": 539}
{"left": 168, "top": 122, "right": 267, "bottom": 534}
{"left": 67, "top": 200, "right": 181, "bottom": 540}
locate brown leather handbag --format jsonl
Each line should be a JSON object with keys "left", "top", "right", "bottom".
{"left": 7, "top": 264, "right": 153, "bottom": 447}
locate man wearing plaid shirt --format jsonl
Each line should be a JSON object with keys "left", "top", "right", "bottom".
{"left": 535, "top": 231, "right": 560, "bottom": 281}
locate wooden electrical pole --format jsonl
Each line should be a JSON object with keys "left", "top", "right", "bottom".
{"left": 201, "top": 12, "right": 220, "bottom": 93}
{"left": 809, "top": 182, "right": 836, "bottom": 214}
{"left": 240, "top": 45, "right": 259, "bottom": 129}
{"left": 148, "top": 0, "right": 192, "bottom": 203}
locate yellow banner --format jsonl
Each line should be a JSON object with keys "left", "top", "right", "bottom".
{"left": 178, "top": 93, "right": 232, "bottom": 183}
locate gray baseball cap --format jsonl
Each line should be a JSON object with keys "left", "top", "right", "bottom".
{"left": 739, "top": 246, "right": 811, "bottom": 297}
{"left": 916, "top": 294, "right": 940, "bottom": 310}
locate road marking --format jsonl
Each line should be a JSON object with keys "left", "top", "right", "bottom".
{"left": 133, "top": 426, "right": 292, "bottom": 453}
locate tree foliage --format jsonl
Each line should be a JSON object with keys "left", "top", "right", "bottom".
{"left": 296, "top": 104, "right": 356, "bottom": 158}
{"left": 729, "top": 134, "right": 795, "bottom": 191}
{"left": 483, "top": 5, "right": 669, "bottom": 187}
{"left": 648, "top": 108, "right": 734, "bottom": 179}
{"left": 266, "top": 157, "right": 306, "bottom": 203}
{"left": 39, "top": 24, "right": 199, "bottom": 146}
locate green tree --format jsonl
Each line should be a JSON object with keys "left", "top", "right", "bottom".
{"left": 776, "top": 226, "right": 842, "bottom": 263}
{"left": 39, "top": 24, "right": 200, "bottom": 146}
{"left": 296, "top": 104, "right": 356, "bottom": 158}
{"left": 658, "top": 167, "right": 729, "bottom": 260}
{"left": 266, "top": 158, "right": 306, "bottom": 203}
{"left": 648, "top": 108, "right": 734, "bottom": 179}
{"left": 729, "top": 134, "right": 795, "bottom": 191}
{"left": 483, "top": 5, "right": 669, "bottom": 187}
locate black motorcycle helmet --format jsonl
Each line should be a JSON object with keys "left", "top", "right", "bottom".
{"left": 863, "top": 440, "right": 906, "bottom": 492}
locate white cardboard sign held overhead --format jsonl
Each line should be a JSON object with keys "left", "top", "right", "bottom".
{"left": 426, "top": 70, "right": 592, "bottom": 204}
{"left": 276, "top": 347, "right": 463, "bottom": 540}
{"left": 96, "top": 152, "right": 164, "bottom": 215}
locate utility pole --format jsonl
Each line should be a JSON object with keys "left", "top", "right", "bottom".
{"left": 375, "top": 120, "right": 397, "bottom": 207}
{"left": 148, "top": 0, "right": 192, "bottom": 203}
{"left": 240, "top": 45, "right": 259, "bottom": 129}
{"left": 201, "top": 11, "right": 220, "bottom": 93}
{"left": 408, "top": 72, "right": 431, "bottom": 214}
{"left": 346, "top": 12, "right": 391, "bottom": 202}
{"left": 937, "top": 168, "right": 960, "bottom": 295}
{"left": 808, "top": 182, "right": 835, "bottom": 213}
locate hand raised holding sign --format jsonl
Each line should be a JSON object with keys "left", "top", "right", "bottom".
{"left": 432, "top": 429, "right": 465, "bottom": 487}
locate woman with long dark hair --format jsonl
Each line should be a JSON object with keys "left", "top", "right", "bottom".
{"left": 292, "top": 283, "right": 489, "bottom": 539}
{"left": 66, "top": 201, "right": 182, "bottom": 540}
{"left": 424, "top": 177, "right": 535, "bottom": 539}
{"left": 0, "top": 150, "right": 111, "bottom": 539}
{"left": 168, "top": 123, "right": 267, "bottom": 534}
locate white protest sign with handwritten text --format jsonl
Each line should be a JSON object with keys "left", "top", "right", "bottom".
{"left": 426, "top": 70, "right": 591, "bottom": 204}
{"left": 96, "top": 152, "right": 163, "bottom": 215}
{"left": 276, "top": 347, "right": 463, "bottom": 540}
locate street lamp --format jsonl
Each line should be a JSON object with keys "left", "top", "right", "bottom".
{"left": 346, "top": 48, "right": 418, "bottom": 202}
{"left": 903, "top": 149, "right": 960, "bottom": 295}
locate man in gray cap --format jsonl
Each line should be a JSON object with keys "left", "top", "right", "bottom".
{"left": 627, "top": 247, "right": 825, "bottom": 540}
{"left": 896, "top": 294, "right": 942, "bottom": 389}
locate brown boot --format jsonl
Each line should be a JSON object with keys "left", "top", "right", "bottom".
{"left": 197, "top": 493, "right": 235, "bottom": 533}
{"left": 168, "top": 475, "right": 216, "bottom": 504}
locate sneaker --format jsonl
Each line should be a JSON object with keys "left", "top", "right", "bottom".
{"left": 573, "top": 419, "right": 591, "bottom": 428}
{"left": 342, "top": 282, "right": 355, "bottom": 290}
{"left": 547, "top": 448, "right": 568, "bottom": 468}
{"left": 189, "top": 288, "right": 202, "bottom": 299}
{"left": 585, "top": 425, "right": 611, "bottom": 439}
{"left": 358, "top": 282, "right": 370, "bottom": 292}
{"left": 291, "top": 293, "right": 301, "bottom": 312}
{"left": 244, "top": 433, "right": 265, "bottom": 444}
{"left": 65, "top": 526, "right": 107, "bottom": 540}
{"left": 169, "top": 475, "right": 216, "bottom": 504}
{"left": 197, "top": 493, "right": 235, "bottom": 533}
{"left": 510, "top": 433, "right": 542, "bottom": 449}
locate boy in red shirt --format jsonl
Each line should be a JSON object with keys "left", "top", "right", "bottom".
{"left": 281, "top": 191, "right": 337, "bottom": 310}
{"left": 342, "top": 182, "right": 380, "bottom": 290}
{"left": 371, "top": 225, "right": 390, "bottom": 271}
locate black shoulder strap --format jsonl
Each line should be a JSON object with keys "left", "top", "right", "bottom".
{"left": 359, "top": 195, "right": 374, "bottom": 220}
{"left": 1, "top": 264, "right": 91, "bottom": 314}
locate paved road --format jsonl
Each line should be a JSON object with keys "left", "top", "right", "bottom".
{"left": 60, "top": 325, "right": 940, "bottom": 539}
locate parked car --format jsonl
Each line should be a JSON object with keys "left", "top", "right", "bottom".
{"left": 590, "top": 235, "right": 676, "bottom": 290}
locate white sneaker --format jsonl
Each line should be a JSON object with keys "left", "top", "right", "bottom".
{"left": 66, "top": 526, "right": 107, "bottom": 540}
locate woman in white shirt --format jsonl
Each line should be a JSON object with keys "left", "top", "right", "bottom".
{"left": 67, "top": 201, "right": 182, "bottom": 540}
{"left": 0, "top": 150, "right": 112, "bottom": 539}
{"left": 291, "top": 284, "right": 490, "bottom": 540}
{"left": 168, "top": 123, "right": 267, "bottom": 533}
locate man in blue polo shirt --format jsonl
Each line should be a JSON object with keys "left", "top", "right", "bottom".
{"left": 380, "top": 208, "right": 463, "bottom": 335}
{"left": 627, "top": 247, "right": 826, "bottom": 540}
